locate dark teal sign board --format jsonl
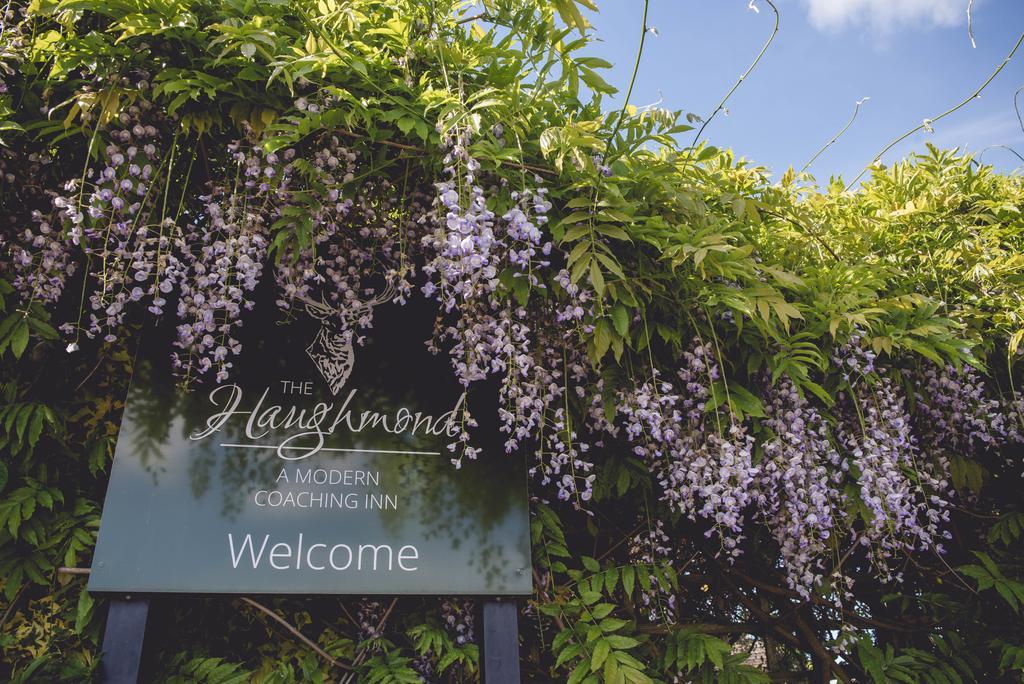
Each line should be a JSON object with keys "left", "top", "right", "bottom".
{"left": 88, "top": 294, "right": 532, "bottom": 596}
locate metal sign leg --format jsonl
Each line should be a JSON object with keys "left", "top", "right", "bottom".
{"left": 100, "top": 597, "right": 150, "bottom": 684}
{"left": 483, "top": 599, "right": 521, "bottom": 683}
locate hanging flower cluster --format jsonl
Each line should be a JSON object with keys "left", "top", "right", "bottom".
{"left": 833, "top": 341, "right": 952, "bottom": 579}
{"left": 421, "top": 130, "right": 552, "bottom": 311}
{"left": 757, "top": 377, "right": 845, "bottom": 598}
{"left": 618, "top": 342, "right": 759, "bottom": 559}
{"left": 613, "top": 337, "right": 995, "bottom": 593}
{"left": 13, "top": 104, "right": 170, "bottom": 342}
{"left": 419, "top": 129, "right": 598, "bottom": 502}
{"left": 272, "top": 133, "right": 421, "bottom": 311}
{"left": 5, "top": 96, "right": 434, "bottom": 382}
{"left": 10, "top": 202, "right": 76, "bottom": 308}
{"left": 912, "top": 362, "right": 1021, "bottom": 454}
{"left": 170, "top": 142, "right": 279, "bottom": 381}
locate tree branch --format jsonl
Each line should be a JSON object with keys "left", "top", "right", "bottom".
{"left": 240, "top": 596, "right": 352, "bottom": 671}
{"left": 637, "top": 621, "right": 760, "bottom": 635}
{"left": 722, "top": 565, "right": 934, "bottom": 633}
{"left": 760, "top": 209, "right": 842, "bottom": 263}
{"left": 792, "top": 611, "right": 853, "bottom": 684}
{"left": 339, "top": 597, "right": 398, "bottom": 684}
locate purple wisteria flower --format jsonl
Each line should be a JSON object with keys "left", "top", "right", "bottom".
{"left": 618, "top": 341, "right": 759, "bottom": 559}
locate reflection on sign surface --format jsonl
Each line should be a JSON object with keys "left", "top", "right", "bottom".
{"left": 89, "top": 298, "right": 532, "bottom": 595}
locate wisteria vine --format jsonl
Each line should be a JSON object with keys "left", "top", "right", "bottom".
{"left": 3, "top": 93, "right": 1022, "bottom": 606}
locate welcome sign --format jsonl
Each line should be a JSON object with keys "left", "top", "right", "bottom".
{"left": 88, "top": 292, "right": 532, "bottom": 595}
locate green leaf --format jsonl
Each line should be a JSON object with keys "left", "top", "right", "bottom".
{"left": 603, "top": 653, "right": 621, "bottom": 684}
{"left": 801, "top": 380, "right": 835, "bottom": 407}
{"left": 555, "top": 642, "right": 583, "bottom": 669}
{"left": 594, "top": 318, "right": 612, "bottom": 359}
{"left": 75, "top": 589, "right": 94, "bottom": 634}
{"left": 26, "top": 317, "right": 58, "bottom": 340}
{"left": 568, "top": 659, "right": 591, "bottom": 684}
{"left": 599, "top": 618, "right": 628, "bottom": 632}
{"left": 996, "top": 581, "right": 1021, "bottom": 613}
{"left": 589, "top": 260, "right": 605, "bottom": 297}
{"left": 591, "top": 639, "right": 610, "bottom": 671}
{"left": 604, "top": 635, "right": 639, "bottom": 649}
{"left": 27, "top": 410, "right": 44, "bottom": 449}
{"left": 726, "top": 383, "right": 766, "bottom": 419}
{"left": 611, "top": 304, "right": 629, "bottom": 336}
{"left": 856, "top": 640, "right": 890, "bottom": 684}
{"left": 0, "top": 312, "right": 20, "bottom": 341}
{"left": 621, "top": 566, "right": 635, "bottom": 597}
{"left": 10, "top": 321, "right": 29, "bottom": 358}
{"left": 564, "top": 225, "right": 592, "bottom": 242}
{"left": 594, "top": 224, "right": 630, "bottom": 240}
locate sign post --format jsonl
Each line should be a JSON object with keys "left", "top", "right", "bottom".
{"left": 89, "top": 296, "right": 532, "bottom": 680}
{"left": 99, "top": 597, "right": 150, "bottom": 684}
{"left": 483, "top": 599, "right": 522, "bottom": 683}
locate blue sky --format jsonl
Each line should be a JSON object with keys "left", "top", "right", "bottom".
{"left": 585, "top": 0, "right": 1023, "bottom": 182}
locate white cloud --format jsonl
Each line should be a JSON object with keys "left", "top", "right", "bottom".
{"left": 802, "top": 0, "right": 965, "bottom": 33}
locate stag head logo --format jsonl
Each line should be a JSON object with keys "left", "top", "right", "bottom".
{"left": 300, "top": 283, "right": 395, "bottom": 395}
